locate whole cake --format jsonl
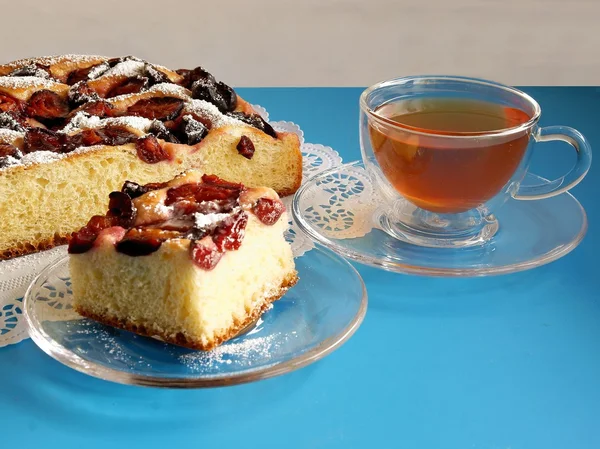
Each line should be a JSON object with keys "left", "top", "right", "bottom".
{"left": 68, "top": 171, "right": 298, "bottom": 350}
{"left": 0, "top": 55, "right": 302, "bottom": 260}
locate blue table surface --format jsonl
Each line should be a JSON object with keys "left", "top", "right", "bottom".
{"left": 1, "top": 87, "right": 599, "bottom": 449}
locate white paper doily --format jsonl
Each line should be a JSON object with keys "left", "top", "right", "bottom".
{"left": 0, "top": 110, "right": 342, "bottom": 348}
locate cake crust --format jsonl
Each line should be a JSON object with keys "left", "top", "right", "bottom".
{"left": 73, "top": 271, "right": 298, "bottom": 351}
{"left": 0, "top": 233, "right": 69, "bottom": 260}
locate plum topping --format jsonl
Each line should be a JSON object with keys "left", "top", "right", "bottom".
{"left": 227, "top": 111, "right": 277, "bottom": 138}
{"left": 87, "top": 215, "right": 117, "bottom": 234}
{"left": 135, "top": 135, "right": 170, "bottom": 163}
{"left": 182, "top": 115, "right": 207, "bottom": 144}
{"left": 23, "top": 124, "right": 137, "bottom": 154}
{"left": 0, "top": 93, "right": 25, "bottom": 114}
{"left": 0, "top": 144, "right": 21, "bottom": 167}
{"left": 148, "top": 120, "right": 180, "bottom": 143}
{"left": 65, "top": 129, "right": 107, "bottom": 150}
{"left": 61, "top": 132, "right": 84, "bottom": 152}
{"left": 178, "top": 66, "right": 237, "bottom": 112}
{"left": 10, "top": 64, "right": 50, "bottom": 79}
{"left": 66, "top": 126, "right": 137, "bottom": 150}
{"left": 23, "top": 128, "right": 65, "bottom": 153}
{"left": 190, "top": 239, "right": 222, "bottom": 270}
{"left": 121, "top": 180, "right": 168, "bottom": 199}
{"left": 115, "top": 228, "right": 178, "bottom": 256}
{"left": 106, "top": 57, "right": 122, "bottom": 67}
{"left": 68, "top": 228, "right": 97, "bottom": 254}
{"left": 145, "top": 64, "right": 171, "bottom": 84}
{"left": 96, "top": 125, "right": 138, "bottom": 145}
{"left": 201, "top": 173, "right": 244, "bottom": 190}
{"left": 165, "top": 179, "right": 241, "bottom": 207}
{"left": 108, "top": 56, "right": 142, "bottom": 67}
{"left": 68, "top": 82, "right": 100, "bottom": 107}
{"left": 0, "top": 143, "right": 20, "bottom": 158}
{"left": 107, "top": 191, "right": 136, "bottom": 227}
{"left": 175, "top": 68, "right": 191, "bottom": 81}
{"left": 253, "top": 197, "right": 285, "bottom": 225}
{"left": 66, "top": 66, "right": 95, "bottom": 85}
{"left": 0, "top": 112, "right": 25, "bottom": 132}
{"left": 176, "top": 67, "right": 214, "bottom": 89}
{"left": 163, "top": 111, "right": 212, "bottom": 143}
{"left": 106, "top": 76, "right": 149, "bottom": 98}
{"left": 121, "top": 180, "right": 149, "bottom": 199}
{"left": 127, "top": 97, "right": 184, "bottom": 121}
{"left": 68, "top": 215, "right": 115, "bottom": 254}
{"left": 116, "top": 235, "right": 162, "bottom": 256}
{"left": 236, "top": 135, "right": 255, "bottom": 159}
{"left": 70, "top": 100, "right": 115, "bottom": 119}
{"left": 216, "top": 82, "right": 237, "bottom": 113}
{"left": 212, "top": 210, "right": 247, "bottom": 251}
{"left": 191, "top": 78, "right": 237, "bottom": 113}
{"left": 164, "top": 175, "right": 243, "bottom": 218}
{"left": 165, "top": 183, "right": 202, "bottom": 205}
{"left": 73, "top": 174, "right": 252, "bottom": 268}
{"left": 26, "top": 90, "right": 69, "bottom": 120}
{"left": 82, "top": 129, "right": 107, "bottom": 146}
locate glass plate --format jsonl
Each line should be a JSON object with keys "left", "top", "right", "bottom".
{"left": 23, "top": 247, "right": 367, "bottom": 388}
{"left": 292, "top": 161, "right": 588, "bottom": 277}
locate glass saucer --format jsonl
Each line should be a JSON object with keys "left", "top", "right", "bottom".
{"left": 292, "top": 161, "right": 588, "bottom": 277}
{"left": 23, "top": 247, "right": 367, "bottom": 388}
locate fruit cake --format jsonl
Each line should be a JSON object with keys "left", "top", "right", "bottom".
{"left": 0, "top": 55, "right": 302, "bottom": 260}
{"left": 68, "top": 171, "right": 298, "bottom": 350}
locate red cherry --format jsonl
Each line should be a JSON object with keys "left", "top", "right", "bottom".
{"left": 190, "top": 239, "right": 223, "bottom": 270}
{"left": 253, "top": 197, "right": 285, "bottom": 225}
{"left": 212, "top": 210, "right": 248, "bottom": 251}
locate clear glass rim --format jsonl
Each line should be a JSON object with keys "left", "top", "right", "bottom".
{"left": 23, "top": 248, "right": 368, "bottom": 388}
{"left": 359, "top": 75, "right": 542, "bottom": 139}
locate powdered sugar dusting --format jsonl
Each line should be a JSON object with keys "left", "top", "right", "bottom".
{"left": 148, "top": 83, "right": 189, "bottom": 97}
{"left": 194, "top": 211, "right": 232, "bottom": 229}
{"left": 62, "top": 112, "right": 154, "bottom": 133}
{"left": 0, "top": 144, "right": 117, "bottom": 171}
{"left": 4, "top": 54, "right": 106, "bottom": 69}
{"left": 87, "top": 62, "right": 110, "bottom": 80}
{"left": 70, "top": 144, "right": 114, "bottom": 155}
{"left": 185, "top": 99, "right": 243, "bottom": 128}
{"left": 106, "top": 82, "right": 190, "bottom": 103}
{"left": 19, "top": 151, "right": 64, "bottom": 166}
{"left": 101, "top": 59, "right": 146, "bottom": 78}
{"left": 0, "top": 155, "right": 20, "bottom": 167}
{"left": 108, "top": 83, "right": 191, "bottom": 103}
{"left": 0, "top": 128, "right": 24, "bottom": 142}
{"left": 179, "top": 334, "right": 277, "bottom": 371}
{"left": 153, "top": 202, "right": 173, "bottom": 216}
{"left": 0, "top": 76, "right": 59, "bottom": 90}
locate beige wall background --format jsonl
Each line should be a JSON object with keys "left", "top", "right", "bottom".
{"left": 0, "top": 0, "right": 597, "bottom": 86}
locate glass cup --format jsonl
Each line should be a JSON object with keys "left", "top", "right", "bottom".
{"left": 359, "top": 76, "right": 592, "bottom": 248}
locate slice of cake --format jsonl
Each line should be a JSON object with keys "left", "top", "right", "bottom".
{"left": 67, "top": 171, "right": 298, "bottom": 350}
{"left": 0, "top": 55, "right": 302, "bottom": 260}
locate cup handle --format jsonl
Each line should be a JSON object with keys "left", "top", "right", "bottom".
{"left": 514, "top": 126, "right": 592, "bottom": 200}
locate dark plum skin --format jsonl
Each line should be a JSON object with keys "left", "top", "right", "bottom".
{"left": 236, "top": 135, "right": 255, "bottom": 159}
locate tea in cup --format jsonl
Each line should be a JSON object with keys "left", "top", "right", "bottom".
{"left": 360, "top": 76, "right": 592, "bottom": 248}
